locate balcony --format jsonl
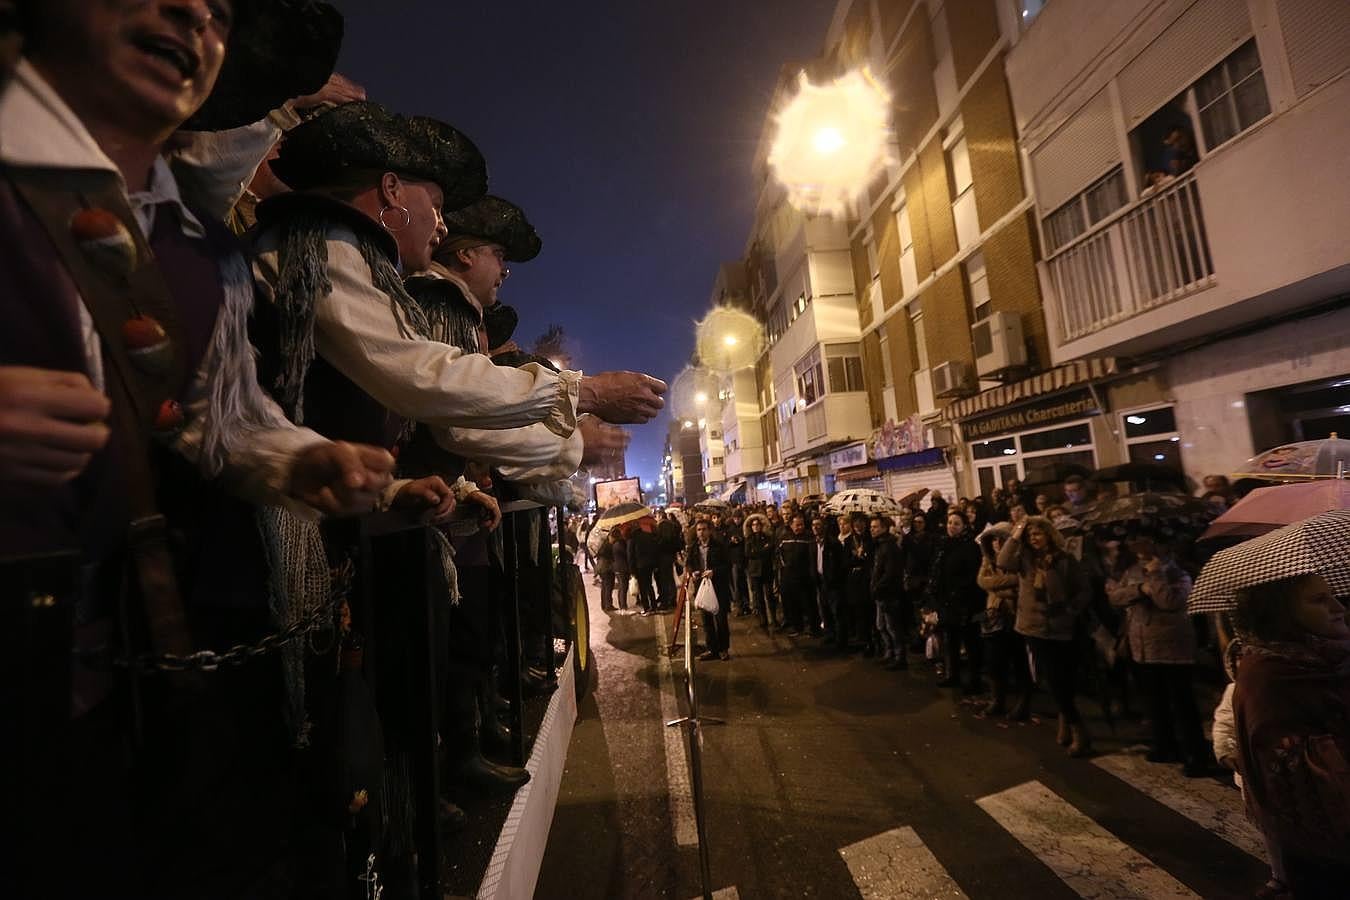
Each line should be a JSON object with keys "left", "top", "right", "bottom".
{"left": 1041, "top": 72, "right": 1350, "bottom": 363}
{"left": 1048, "top": 172, "right": 1214, "bottom": 343}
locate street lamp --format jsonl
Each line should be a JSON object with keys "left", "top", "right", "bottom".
{"left": 768, "top": 67, "right": 893, "bottom": 217}
{"left": 695, "top": 305, "right": 764, "bottom": 372}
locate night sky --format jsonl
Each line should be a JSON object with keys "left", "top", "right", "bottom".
{"left": 332, "top": 1, "right": 837, "bottom": 490}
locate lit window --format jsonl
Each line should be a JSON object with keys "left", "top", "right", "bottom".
{"left": 1194, "top": 39, "right": 1270, "bottom": 150}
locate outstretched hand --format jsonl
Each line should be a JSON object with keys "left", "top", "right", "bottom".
{"left": 578, "top": 371, "right": 667, "bottom": 424}
{"left": 290, "top": 441, "right": 394, "bottom": 517}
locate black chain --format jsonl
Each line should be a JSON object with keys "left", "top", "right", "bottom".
{"left": 82, "top": 563, "right": 353, "bottom": 675}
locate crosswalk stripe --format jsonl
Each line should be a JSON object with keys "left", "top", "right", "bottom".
{"left": 1093, "top": 752, "right": 1269, "bottom": 863}
{"left": 838, "top": 826, "right": 970, "bottom": 900}
{"left": 976, "top": 781, "right": 1199, "bottom": 899}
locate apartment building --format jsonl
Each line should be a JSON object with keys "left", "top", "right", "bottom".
{"left": 664, "top": 419, "right": 705, "bottom": 505}
{"left": 830, "top": 0, "right": 1046, "bottom": 500}
{"left": 1004, "top": 0, "right": 1350, "bottom": 482}
{"left": 736, "top": 70, "right": 876, "bottom": 503}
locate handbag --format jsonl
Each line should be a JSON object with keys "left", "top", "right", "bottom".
{"left": 693, "top": 577, "right": 720, "bottom": 615}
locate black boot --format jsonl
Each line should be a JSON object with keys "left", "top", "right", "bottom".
{"left": 444, "top": 679, "right": 530, "bottom": 794}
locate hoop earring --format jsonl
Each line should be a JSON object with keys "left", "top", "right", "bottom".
{"left": 378, "top": 205, "right": 412, "bottom": 231}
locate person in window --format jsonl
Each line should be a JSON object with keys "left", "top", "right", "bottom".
{"left": 1231, "top": 574, "right": 1350, "bottom": 897}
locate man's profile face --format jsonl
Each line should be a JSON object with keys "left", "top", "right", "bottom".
{"left": 459, "top": 243, "right": 507, "bottom": 307}
{"left": 28, "top": 0, "right": 233, "bottom": 138}
{"left": 869, "top": 519, "right": 884, "bottom": 539}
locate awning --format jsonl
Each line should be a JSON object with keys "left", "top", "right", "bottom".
{"left": 877, "top": 447, "right": 946, "bottom": 472}
{"left": 942, "top": 358, "right": 1119, "bottom": 421}
{"left": 837, "top": 463, "right": 881, "bottom": 481}
{"left": 717, "top": 480, "right": 747, "bottom": 502}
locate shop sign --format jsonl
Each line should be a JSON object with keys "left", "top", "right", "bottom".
{"left": 828, "top": 442, "right": 868, "bottom": 470}
{"left": 871, "top": 414, "right": 928, "bottom": 460}
{"left": 963, "top": 389, "right": 1099, "bottom": 440}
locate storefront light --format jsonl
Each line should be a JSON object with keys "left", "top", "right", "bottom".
{"left": 1126, "top": 415, "right": 1147, "bottom": 425}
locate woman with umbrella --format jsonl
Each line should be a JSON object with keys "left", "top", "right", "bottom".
{"left": 1228, "top": 573, "right": 1350, "bottom": 896}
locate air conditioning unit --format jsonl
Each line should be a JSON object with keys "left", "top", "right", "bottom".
{"left": 972, "top": 311, "right": 1028, "bottom": 377}
{"left": 931, "top": 359, "right": 976, "bottom": 398}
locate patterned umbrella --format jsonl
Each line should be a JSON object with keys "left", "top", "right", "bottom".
{"left": 823, "top": 488, "right": 902, "bottom": 517}
{"left": 1234, "top": 434, "right": 1350, "bottom": 481}
{"left": 1201, "top": 479, "right": 1350, "bottom": 541}
{"left": 1075, "top": 492, "right": 1215, "bottom": 540}
{"left": 1189, "top": 510, "right": 1350, "bottom": 613}
{"left": 585, "top": 501, "right": 653, "bottom": 555}
{"left": 693, "top": 498, "right": 730, "bottom": 511}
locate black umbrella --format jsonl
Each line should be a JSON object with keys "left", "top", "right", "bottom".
{"left": 1076, "top": 492, "right": 1216, "bottom": 541}
{"left": 1092, "top": 462, "right": 1191, "bottom": 493}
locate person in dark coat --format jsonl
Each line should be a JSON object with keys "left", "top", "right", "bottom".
{"left": 609, "top": 530, "right": 631, "bottom": 613}
{"left": 655, "top": 510, "right": 683, "bottom": 609}
{"left": 687, "top": 519, "right": 733, "bottom": 659}
{"left": 844, "top": 513, "right": 875, "bottom": 653}
{"left": 978, "top": 523, "right": 1031, "bottom": 719}
{"left": 627, "top": 522, "right": 660, "bottom": 615}
{"left": 722, "top": 513, "right": 749, "bottom": 615}
{"left": 743, "top": 513, "right": 775, "bottom": 628}
{"left": 928, "top": 512, "right": 985, "bottom": 694}
{"left": 924, "top": 490, "right": 950, "bottom": 532}
{"left": 813, "top": 516, "right": 847, "bottom": 646}
{"left": 871, "top": 516, "right": 908, "bottom": 668}
{"left": 903, "top": 514, "right": 936, "bottom": 652}
{"left": 595, "top": 529, "right": 616, "bottom": 611}
{"left": 776, "top": 514, "right": 815, "bottom": 635}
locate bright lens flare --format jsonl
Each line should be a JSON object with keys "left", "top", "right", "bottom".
{"left": 695, "top": 392, "right": 708, "bottom": 404}
{"left": 768, "top": 67, "right": 893, "bottom": 217}
{"left": 723, "top": 335, "right": 738, "bottom": 346}
{"left": 695, "top": 306, "right": 765, "bottom": 373}
{"left": 813, "top": 126, "right": 845, "bottom": 154}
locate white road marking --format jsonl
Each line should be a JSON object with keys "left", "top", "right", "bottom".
{"left": 658, "top": 612, "right": 699, "bottom": 846}
{"left": 976, "top": 781, "right": 1199, "bottom": 899}
{"left": 1093, "top": 752, "right": 1268, "bottom": 862}
{"left": 839, "top": 826, "right": 970, "bottom": 899}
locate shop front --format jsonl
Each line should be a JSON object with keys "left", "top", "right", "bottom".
{"left": 871, "top": 415, "right": 958, "bottom": 503}
{"left": 830, "top": 442, "right": 882, "bottom": 493}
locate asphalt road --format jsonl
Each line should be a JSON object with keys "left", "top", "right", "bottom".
{"left": 537, "top": 577, "right": 1268, "bottom": 899}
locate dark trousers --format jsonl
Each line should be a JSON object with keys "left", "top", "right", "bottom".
{"left": 749, "top": 575, "right": 774, "bottom": 625}
{"left": 599, "top": 570, "right": 615, "bottom": 610}
{"left": 846, "top": 578, "right": 873, "bottom": 647}
{"left": 943, "top": 618, "right": 983, "bottom": 684}
{"left": 614, "top": 571, "right": 630, "bottom": 610}
{"left": 1137, "top": 663, "right": 1207, "bottom": 761}
{"left": 814, "top": 580, "right": 834, "bottom": 635}
{"left": 984, "top": 628, "right": 1031, "bottom": 701}
{"left": 730, "top": 563, "right": 747, "bottom": 612}
{"left": 700, "top": 585, "right": 731, "bottom": 653}
{"left": 1026, "top": 635, "right": 1082, "bottom": 725}
{"left": 655, "top": 557, "right": 677, "bottom": 608}
{"left": 828, "top": 586, "right": 850, "bottom": 648}
{"left": 634, "top": 566, "right": 657, "bottom": 612}
{"left": 780, "top": 577, "right": 808, "bottom": 630}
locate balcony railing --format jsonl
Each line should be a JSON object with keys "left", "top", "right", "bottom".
{"left": 1048, "top": 172, "right": 1215, "bottom": 343}
{"left": 805, "top": 403, "right": 828, "bottom": 442}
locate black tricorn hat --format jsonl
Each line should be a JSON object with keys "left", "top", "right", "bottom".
{"left": 270, "top": 101, "right": 488, "bottom": 212}
{"left": 441, "top": 195, "right": 542, "bottom": 262}
{"left": 184, "top": 0, "right": 344, "bottom": 131}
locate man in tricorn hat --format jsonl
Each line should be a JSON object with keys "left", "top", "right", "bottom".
{"left": 0, "top": 1, "right": 414, "bottom": 896}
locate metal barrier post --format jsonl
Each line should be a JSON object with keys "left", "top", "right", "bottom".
{"left": 501, "top": 510, "right": 526, "bottom": 767}
{"left": 666, "top": 572, "right": 724, "bottom": 900}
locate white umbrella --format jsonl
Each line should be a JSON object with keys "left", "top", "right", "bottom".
{"left": 1188, "top": 509, "right": 1350, "bottom": 614}
{"left": 823, "top": 487, "right": 902, "bottom": 517}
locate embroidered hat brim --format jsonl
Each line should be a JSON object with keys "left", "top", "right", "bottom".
{"left": 441, "top": 195, "right": 542, "bottom": 262}
{"left": 270, "top": 101, "right": 488, "bottom": 213}
{"left": 184, "top": 0, "right": 344, "bottom": 131}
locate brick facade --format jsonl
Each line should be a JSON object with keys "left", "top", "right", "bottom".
{"left": 961, "top": 56, "right": 1024, "bottom": 229}
{"left": 982, "top": 211, "right": 1048, "bottom": 369}
{"left": 946, "top": 0, "right": 1000, "bottom": 88}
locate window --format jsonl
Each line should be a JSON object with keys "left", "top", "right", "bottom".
{"left": 712, "top": 457, "right": 724, "bottom": 466}
{"left": 910, "top": 299, "right": 930, "bottom": 370}
{"left": 1121, "top": 405, "right": 1183, "bottom": 469}
{"left": 896, "top": 201, "right": 918, "bottom": 297}
{"left": 1043, "top": 166, "right": 1126, "bottom": 252}
{"left": 946, "top": 131, "right": 979, "bottom": 250}
{"left": 827, "top": 355, "right": 866, "bottom": 392}
{"left": 865, "top": 228, "right": 880, "bottom": 281}
{"left": 1194, "top": 39, "right": 1270, "bottom": 151}
{"left": 964, "top": 250, "right": 991, "bottom": 322}
{"left": 797, "top": 365, "right": 823, "bottom": 406}
{"left": 972, "top": 418, "right": 1099, "bottom": 495}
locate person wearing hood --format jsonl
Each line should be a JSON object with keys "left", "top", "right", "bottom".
{"left": 1230, "top": 574, "right": 1350, "bottom": 897}
{"left": 979, "top": 522, "right": 1032, "bottom": 719}
{"left": 1000, "top": 515, "right": 1093, "bottom": 756}
{"left": 744, "top": 512, "right": 775, "bottom": 627}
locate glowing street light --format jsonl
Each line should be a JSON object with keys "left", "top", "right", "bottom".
{"left": 768, "top": 67, "right": 893, "bottom": 217}
{"left": 695, "top": 391, "right": 708, "bottom": 404}
{"left": 723, "top": 335, "right": 738, "bottom": 347}
{"left": 695, "top": 306, "right": 765, "bottom": 373}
